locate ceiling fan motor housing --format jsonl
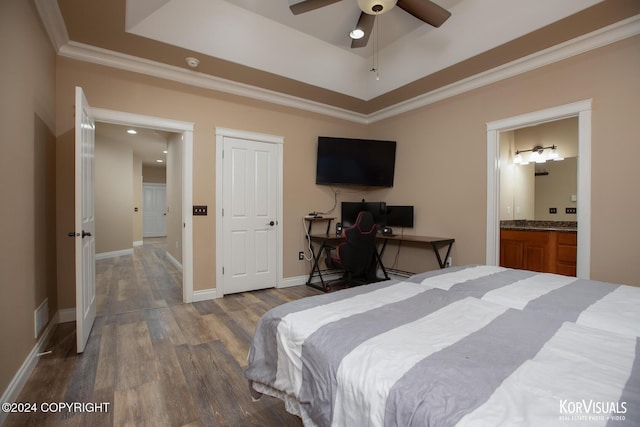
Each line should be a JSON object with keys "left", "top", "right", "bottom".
{"left": 357, "top": 0, "right": 397, "bottom": 15}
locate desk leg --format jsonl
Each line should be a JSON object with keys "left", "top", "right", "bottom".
{"left": 306, "top": 241, "right": 330, "bottom": 292}
{"left": 432, "top": 241, "right": 454, "bottom": 269}
{"left": 375, "top": 249, "right": 390, "bottom": 280}
{"left": 374, "top": 240, "right": 389, "bottom": 280}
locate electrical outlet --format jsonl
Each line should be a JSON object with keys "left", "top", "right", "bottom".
{"left": 549, "top": 208, "right": 557, "bottom": 214}
{"left": 566, "top": 207, "right": 577, "bottom": 214}
{"left": 298, "top": 251, "right": 304, "bottom": 260}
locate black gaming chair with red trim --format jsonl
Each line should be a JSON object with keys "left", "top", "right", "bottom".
{"left": 325, "top": 210, "right": 379, "bottom": 286}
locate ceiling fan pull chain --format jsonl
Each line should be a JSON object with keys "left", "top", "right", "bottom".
{"left": 374, "top": 11, "right": 380, "bottom": 80}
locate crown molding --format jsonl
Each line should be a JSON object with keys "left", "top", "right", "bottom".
{"left": 34, "top": 0, "right": 69, "bottom": 52}
{"left": 368, "top": 14, "right": 640, "bottom": 123}
{"left": 36, "top": 0, "right": 639, "bottom": 124}
{"left": 58, "top": 41, "right": 369, "bottom": 124}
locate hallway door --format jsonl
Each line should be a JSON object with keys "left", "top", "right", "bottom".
{"left": 74, "top": 87, "right": 96, "bottom": 353}
{"left": 222, "top": 136, "right": 279, "bottom": 294}
{"left": 143, "top": 183, "right": 167, "bottom": 237}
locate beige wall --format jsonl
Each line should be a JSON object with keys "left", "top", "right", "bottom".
{"left": 54, "top": 57, "right": 369, "bottom": 309}
{"left": 0, "top": 0, "right": 57, "bottom": 398}
{"left": 504, "top": 118, "right": 579, "bottom": 221}
{"left": 369, "top": 35, "right": 640, "bottom": 285}
{"left": 95, "top": 134, "right": 134, "bottom": 254}
{"left": 166, "top": 134, "right": 183, "bottom": 263}
{"left": 534, "top": 157, "right": 578, "bottom": 221}
{"left": 2, "top": 0, "right": 639, "bottom": 404}
{"left": 142, "top": 165, "right": 166, "bottom": 183}
{"left": 52, "top": 34, "right": 640, "bottom": 312}
{"left": 514, "top": 117, "right": 579, "bottom": 160}
{"left": 499, "top": 131, "right": 537, "bottom": 221}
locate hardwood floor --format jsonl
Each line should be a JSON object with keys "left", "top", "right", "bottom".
{"left": 6, "top": 243, "right": 322, "bottom": 426}
{"left": 96, "top": 238, "right": 183, "bottom": 316}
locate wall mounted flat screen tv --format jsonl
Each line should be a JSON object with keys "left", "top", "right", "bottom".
{"left": 316, "top": 136, "right": 396, "bottom": 187}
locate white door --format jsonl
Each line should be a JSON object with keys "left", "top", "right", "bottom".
{"left": 222, "top": 137, "right": 278, "bottom": 294}
{"left": 74, "top": 87, "right": 96, "bottom": 353}
{"left": 143, "top": 183, "right": 167, "bottom": 237}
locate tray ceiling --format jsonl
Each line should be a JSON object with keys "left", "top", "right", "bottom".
{"left": 45, "top": 0, "right": 640, "bottom": 118}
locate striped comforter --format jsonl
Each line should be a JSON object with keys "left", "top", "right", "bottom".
{"left": 245, "top": 266, "right": 640, "bottom": 426}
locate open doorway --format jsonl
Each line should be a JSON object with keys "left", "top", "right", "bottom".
{"left": 94, "top": 122, "right": 183, "bottom": 316}
{"left": 486, "top": 100, "right": 592, "bottom": 279}
{"left": 91, "top": 108, "right": 194, "bottom": 310}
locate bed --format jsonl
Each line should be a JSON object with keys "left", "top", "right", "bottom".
{"left": 245, "top": 265, "right": 639, "bottom": 426}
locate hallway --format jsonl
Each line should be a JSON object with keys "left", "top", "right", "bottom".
{"left": 96, "top": 238, "right": 182, "bottom": 316}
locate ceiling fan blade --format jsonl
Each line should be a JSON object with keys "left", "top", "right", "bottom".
{"left": 396, "top": 0, "right": 451, "bottom": 27}
{"left": 350, "top": 12, "right": 375, "bottom": 48}
{"left": 289, "top": 0, "right": 343, "bottom": 15}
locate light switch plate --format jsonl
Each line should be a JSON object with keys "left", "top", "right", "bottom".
{"left": 193, "top": 205, "right": 208, "bottom": 216}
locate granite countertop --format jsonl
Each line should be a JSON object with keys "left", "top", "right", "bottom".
{"left": 500, "top": 220, "right": 577, "bottom": 232}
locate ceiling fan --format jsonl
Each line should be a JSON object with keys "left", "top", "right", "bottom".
{"left": 289, "top": 0, "right": 451, "bottom": 48}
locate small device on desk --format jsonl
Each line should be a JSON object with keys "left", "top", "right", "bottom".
{"left": 380, "top": 226, "right": 394, "bottom": 236}
{"left": 335, "top": 222, "right": 343, "bottom": 236}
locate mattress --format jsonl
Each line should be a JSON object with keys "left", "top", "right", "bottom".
{"left": 245, "top": 265, "right": 639, "bottom": 426}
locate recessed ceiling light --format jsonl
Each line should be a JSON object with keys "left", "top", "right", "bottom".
{"left": 156, "top": 159, "right": 164, "bottom": 163}
{"left": 127, "top": 129, "right": 137, "bottom": 134}
{"left": 163, "top": 150, "right": 168, "bottom": 154}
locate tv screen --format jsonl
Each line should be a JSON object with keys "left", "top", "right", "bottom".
{"left": 316, "top": 137, "right": 396, "bottom": 187}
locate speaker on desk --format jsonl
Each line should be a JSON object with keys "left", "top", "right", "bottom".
{"left": 335, "top": 222, "right": 343, "bottom": 237}
{"left": 381, "top": 226, "right": 394, "bottom": 236}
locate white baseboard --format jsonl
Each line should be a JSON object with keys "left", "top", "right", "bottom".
{"left": 278, "top": 275, "right": 307, "bottom": 288}
{"left": 133, "top": 240, "right": 143, "bottom": 247}
{"left": 57, "top": 308, "right": 76, "bottom": 323}
{"left": 278, "top": 273, "right": 342, "bottom": 289}
{"left": 95, "top": 248, "right": 133, "bottom": 260}
{"left": 192, "top": 288, "right": 219, "bottom": 302}
{"left": 165, "top": 251, "right": 183, "bottom": 272}
{"left": 0, "top": 311, "right": 59, "bottom": 425}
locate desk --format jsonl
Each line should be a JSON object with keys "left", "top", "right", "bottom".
{"left": 306, "top": 233, "right": 455, "bottom": 292}
{"left": 377, "top": 235, "right": 455, "bottom": 270}
{"left": 306, "top": 234, "right": 381, "bottom": 292}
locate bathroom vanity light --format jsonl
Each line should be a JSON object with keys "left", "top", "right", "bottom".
{"left": 513, "top": 145, "right": 564, "bottom": 165}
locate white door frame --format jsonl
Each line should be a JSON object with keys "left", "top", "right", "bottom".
{"left": 91, "top": 108, "right": 195, "bottom": 303}
{"left": 486, "top": 99, "right": 592, "bottom": 279}
{"left": 215, "top": 127, "right": 284, "bottom": 297}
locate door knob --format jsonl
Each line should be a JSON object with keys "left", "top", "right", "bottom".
{"left": 82, "top": 230, "right": 92, "bottom": 238}
{"left": 268, "top": 221, "right": 275, "bottom": 226}
{"left": 68, "top": 231, "right": 79, "bottom": 237}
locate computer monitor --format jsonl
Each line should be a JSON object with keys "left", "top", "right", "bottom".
{"left": 341, "top": 201, "right": 387, "bottom": 230}
{"left": 386, "top": 205, "right": 414, "bottom": 228}
{"left": 341, "top": 202, "right": 362, "bottom": 229}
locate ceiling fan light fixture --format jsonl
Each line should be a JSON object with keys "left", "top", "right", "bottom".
{"left": 350, "top": 28, "right": 365, "bottom": 40}
{"left": 357, "top": 0, "right": 397, "bottom": 15}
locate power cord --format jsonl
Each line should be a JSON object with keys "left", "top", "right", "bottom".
{"left": 390, "top": 227, "right": 405, "bottom": 269}
{"left": 301, "top": 217, "right": 314, "bottom": 262}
